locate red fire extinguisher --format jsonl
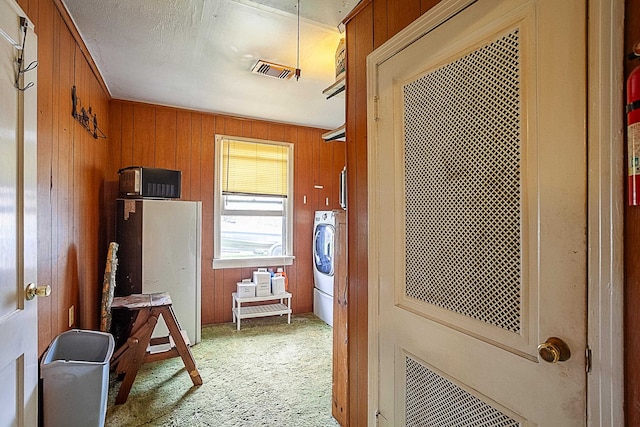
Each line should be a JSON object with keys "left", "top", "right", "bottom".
{"left": 627, "top": 42, "right": 640, "bottom": 205}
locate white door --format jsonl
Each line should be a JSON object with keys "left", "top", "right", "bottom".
{"left": 368, "top": 0, "right": 587, "bottom": 425}
{"left": 141, "top": 199, "right": 202, "bottom": 344}
{"left": 0, "top": 0, "right": 39, "bottom": 425}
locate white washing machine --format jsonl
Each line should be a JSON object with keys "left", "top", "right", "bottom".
{"left": 313, "top": 210, "right": 335, "bottom": 326}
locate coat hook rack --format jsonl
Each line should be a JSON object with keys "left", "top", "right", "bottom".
{"left": 72, "top": 85, "right": 107, "bottom": 139}
{"left": 14, "top": 17, "right": 38, "bottom": 91}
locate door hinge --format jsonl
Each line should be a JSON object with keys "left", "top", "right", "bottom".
{"left": 373, "top": 96, "right": 380, "bottom": 121}
{"left": 585, "top": 346, "right": 592, "bottom": 373}
{"left": 376, "top": 409, "right": 389, "bottom": 426}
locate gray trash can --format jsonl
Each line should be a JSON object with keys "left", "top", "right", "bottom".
{"left": 41, "top": 329, "right": 115, "bottom": 427}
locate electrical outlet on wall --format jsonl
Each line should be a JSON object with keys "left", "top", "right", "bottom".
{"left": 68, "top": 305, "right": 74, "bottom": 327}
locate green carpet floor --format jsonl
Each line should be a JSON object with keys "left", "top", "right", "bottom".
{"left": 105, "top": 313, "right": 340, "bottom": 427}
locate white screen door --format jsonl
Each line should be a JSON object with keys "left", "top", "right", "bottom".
{"left": 0, "top": 1, "right": 39, "bottom": 425}
{"left": 368, "top": 0, "right": 587, "bottom": 425}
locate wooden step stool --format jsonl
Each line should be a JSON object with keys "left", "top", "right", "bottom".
{"left": 110, "top": 292, "right": 203, "bottom": 404}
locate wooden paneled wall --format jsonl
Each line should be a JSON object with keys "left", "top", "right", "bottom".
{"left": 16, "top": 0, "right": 114, "bottom": 355}
{"left": 17, "top": 0, "right": 346, "bottom": 355}
{"left": 344, "top": 2, "right": 373, "bottom": 425}
{"left": 625, "top": 1, "right": 640, "bottom": 425}
{"left": 109, "top": 100, "right": 345, "bottom": 325}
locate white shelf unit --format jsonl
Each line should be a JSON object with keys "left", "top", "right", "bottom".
{"left": 322, "top": 76, "right": 345, "bottom": 99}
{"left": 322, "top": 124, "right": 346, "bottom": 142}
{"left": 321, "top": 77, "right": 346, "bottom": 142}
{"left": 232, "top": 292, "right": 292, "bottom": 331}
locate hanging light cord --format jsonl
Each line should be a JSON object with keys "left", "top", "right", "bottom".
{"left": 295, "top": 0, "right": 301, "bottom": 81}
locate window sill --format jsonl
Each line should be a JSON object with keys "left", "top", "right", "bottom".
{"left": 212, "top": 255, "right": 295, "bottom": 270}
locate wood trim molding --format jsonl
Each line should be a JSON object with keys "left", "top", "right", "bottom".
{"left": 586, "top": 0, "right": 625, "bottom": 424}
{"left": 342, "top": 0, "right": 372, "bottom": 25}
{"left": 51, "top": 0, "right": 111, "bottom": 98}
{"left": 365, "top": 0, "right": 475, "bottom": 67}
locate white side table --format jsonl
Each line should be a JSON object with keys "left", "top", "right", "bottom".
{"left": 232, "top": 292, "right": 292, "bottom": 331}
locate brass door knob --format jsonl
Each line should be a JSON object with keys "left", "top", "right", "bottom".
{"left": 537, "top": 337, "right": 571, "bottom": 363}
{"left": 25, "top": 283, "right": 51, "bottom": 301}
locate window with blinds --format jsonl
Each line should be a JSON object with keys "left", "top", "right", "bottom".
{"left": 213, "top": 135, "right": 294, "bottom": 269}
{"left": 221, "top": 139, "right": 289, "bottom": 197}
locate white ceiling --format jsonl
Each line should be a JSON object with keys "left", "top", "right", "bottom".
{"left": 60, "top": 0, "right": 358, "bottom": 130}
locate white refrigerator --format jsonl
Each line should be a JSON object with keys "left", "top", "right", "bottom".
{"left": 115, "top": 198, "right": 202, "bottom": 344}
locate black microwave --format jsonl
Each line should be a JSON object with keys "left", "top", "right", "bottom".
{"left": 118, "top": 166, "right": 181, "bottom": 199}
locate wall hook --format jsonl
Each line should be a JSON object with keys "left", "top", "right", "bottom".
{"left": 72, "top": 85, "right": 107, "bottom": 139}
{"left": 14, "top": 17, "right": 37, "bottom": 91}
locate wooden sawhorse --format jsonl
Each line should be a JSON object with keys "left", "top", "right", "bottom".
{"left": 110, "top": 292, "right": 203, "bottom": 404}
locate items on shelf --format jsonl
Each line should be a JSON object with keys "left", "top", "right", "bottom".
{"left": 274, "top": 267, "right": 288, "bottom": 292}
{"left": 253, "top": 268, "right": 272, "bottom": 297}
{"left": 335, "top": 38, "right": 346, "bottom": 81}
{"left": 321, "top": 38, "right": 347, "bottom": 140}
{"left": 236, "top": 268, "right": 290, "bottom": 298}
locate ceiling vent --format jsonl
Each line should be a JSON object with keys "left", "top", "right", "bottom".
{"left": 251, "top": 60, "right": 296, "bottom": 80}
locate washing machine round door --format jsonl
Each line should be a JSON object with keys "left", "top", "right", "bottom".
{"left": 314, "top": 223, "right": 335, "bottom": 276}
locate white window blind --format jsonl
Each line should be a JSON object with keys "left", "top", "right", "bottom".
{"left": 221, "top": 138, "right": 289, "bottom": 197}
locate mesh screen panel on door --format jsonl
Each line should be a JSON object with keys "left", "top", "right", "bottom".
{"left": 406, "top": 356, "right": 520, "bottom": 427}
{"left": 402, "top": 29, "right": 522, "bottom": 333}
